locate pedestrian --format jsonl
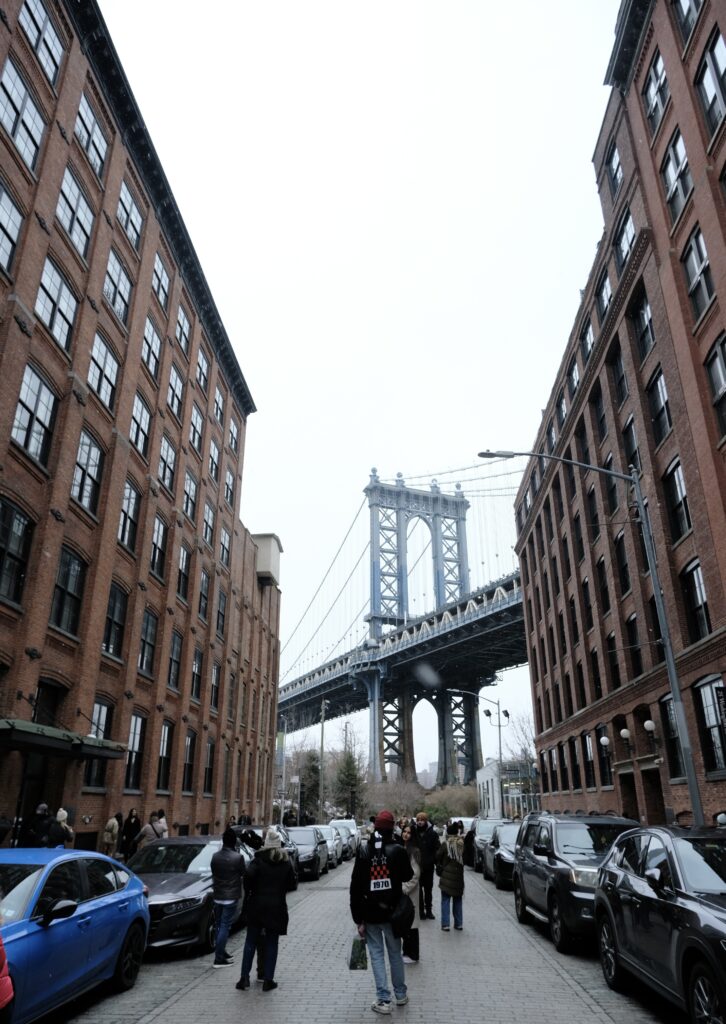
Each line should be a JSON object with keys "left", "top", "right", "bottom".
{"left": 414, "top": 811, "right": 440, "bottom": 921}
{"left": 0, "top": 934, "right": 14, "bottom": 1024}
{"left": 135, "top": 813, "right": 163, "bottom": 850}
{"left": 157, "top": 809, "right": 169, "bottom": 838}
{"left": 350, "top": 809, "right": 414, "bottom": 1015}
{"left": 236, "top": 828, "right": 296, "bottom": 992}
{"left": 46, "top": 808, "right": 74, "bottom": 848}
{"left": 400, "top": 822, "right": 421, "bottom": 965}
{"left": 435, "top": 823, "right": 465, "bottom": 931}
{"left": 227, "top": 815, "right": 237, "bottom": 829}
{"left": 25, "top": 803, "right": 51, "bottom": 847}
{"left": 101, "top": 811, "right": 122, "bottom": 856}
{"left": 119, "top": 808, "right": 141, "bottom": 860}
{"left": 211, "top": 827, "right": 246, "bottom": 968}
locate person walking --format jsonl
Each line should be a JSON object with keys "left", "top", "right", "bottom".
{"left": 101, "top": 812, "right": 122, "bottom": 856}
{"left": 211, "top": 827, "right": 246, "bottom": 968}
{"left": 156, "top": 809, "right": 169, "bottom": 838}
{"left": 414, "top": 812, "right": 440, "bottom": 920}
{"left": 46, "top": 809, "right": 74, "bottom": 847}
{"left": 135, "top": 813, "right": 163, "bottom": 850}
{"left": 401, "top": 822, "right": 421, "bottom": 964}
{"left": 350, "top": 809, "right": 414, "bottom": 1015}
{"left": 119, "top": 808, "right": 141, "bottom": 860}
{"left": 236, "top": 828, "right": 295, "bottom": 992}
{"left": 435, "top": 823, "right": 465, "bottom": 931}
{"left": 25, "top": 803, "right": 51, "bottom": 847}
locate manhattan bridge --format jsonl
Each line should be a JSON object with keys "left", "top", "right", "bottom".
{"left": 278, "top": 463, "right": 529, "bottom": 786}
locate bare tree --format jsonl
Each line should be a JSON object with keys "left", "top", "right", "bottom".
{"left": 503, "top": 712, "right": 536, "bottom": 761}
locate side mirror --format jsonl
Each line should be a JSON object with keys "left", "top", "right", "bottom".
{"left": 41, "top": 898, "right": 78, "bottom": 927}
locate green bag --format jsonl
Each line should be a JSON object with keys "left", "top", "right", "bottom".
{"left": 348, "top": 934, "right": 368, "bottom": 970}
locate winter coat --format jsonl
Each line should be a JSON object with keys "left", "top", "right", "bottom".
{"left": 401, "top": 849, "right": 421, "bottom": 927}
{"left": 103, "top": 817, "right": 119, "bottom": 849}
{"left": 435, "top": 836, "right": 465, "bottom": 897}
{"left": 211, "top": 845, "right": 246, "bottom": 902}
{"left": 25, "top": 812, "right": 51, "bottom": 847}
{"left": 416, "top": 822, "right": 440, "bottom": 869}
{"left": 136, "top": 821, "right": 163, "bottom": 850}
{"left": 350, "top": 834, "right": 414, "bottom": 925}
{"left": 46, "top": 821, "right": 73, "bottom": 848}
{"left": 243, "top": 849, "right": 296, "bottom": 935}
{"left": 0, "top": 935, "right": 13, "bottom": 1010}
{"left": 119, "top": 815, "right": 141, "bottom": 858}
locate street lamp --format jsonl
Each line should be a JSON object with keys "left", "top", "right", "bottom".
{"left": 278, "top": 714, "right": 288, "bottom": 821}
{"left": 478, "top": 448, "right": 705, "bottom": 827}
{"left": 446, "top": 688, "right": 509, "bottom": 816}
{"left": 319, "top": 698, "right": 330, "bottom": 824}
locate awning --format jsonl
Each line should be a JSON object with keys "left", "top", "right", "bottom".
{"left": 0, "top": 719, "right": 126, "bottom": 760}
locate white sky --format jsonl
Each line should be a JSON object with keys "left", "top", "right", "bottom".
{"left": 99, "top": 0, "right": 622, "bottom": 771}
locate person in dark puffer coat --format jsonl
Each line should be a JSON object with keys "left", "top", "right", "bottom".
{"left": 435, "top": 824, "right": 465, "bottom": 931}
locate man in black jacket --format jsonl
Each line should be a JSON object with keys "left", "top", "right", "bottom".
{"left": 350, "top": 810, "right": 413, "bottom": 1014}
{"left": 211, "top": 828, "right": 246, "bottom": 967}
{"left": 415, "top": 812, "right": 440, "bottom": 920}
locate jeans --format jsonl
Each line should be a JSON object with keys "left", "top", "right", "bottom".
{"left": 440, "top": 892, "right": 462, "bottom": 929}
{"left": 365, "top": 922, "right": 406, "bottom": 1004}
{"left": 419, "top": 865, "right": 434, "bottom": 915}
{"left": 241, "top": 925, "right": 279, "bottom": 981}
{"left": 214, "top": 902, "right": 237, "bottom": 960}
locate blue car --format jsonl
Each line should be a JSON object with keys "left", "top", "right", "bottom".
{"left": 0, "top": 849, "right": 149, "bottom": 1024}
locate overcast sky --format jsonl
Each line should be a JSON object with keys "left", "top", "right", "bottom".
{"left": 99, "top": 0, "right": 622, "bottom": 771}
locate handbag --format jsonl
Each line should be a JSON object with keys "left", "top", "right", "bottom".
{"left": 391, "top": 893, "right": 415, "bottom": 938}
{"left": 348, "top": 934, "right": 368, "bottom": 970}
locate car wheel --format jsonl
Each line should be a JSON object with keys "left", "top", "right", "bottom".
{"left": 549, "top": 894, "right": 571, "bottom": 953}
{"left": 113, "top": 923, "right": 145, "bottom": 992}
{"left": 598, "top": 916, "right": 628, "bottom": 992}
{"left": 323, "top": 857, "right": 329, "bottom": 874}
{"left": 689, "top": 960, "right": 726, "bottom": 1024}
{"left": 514, "top": 879, "right": 529, "bottom": 923}
{"left": 203, "top": 906, "right": 216, "bottom": 952}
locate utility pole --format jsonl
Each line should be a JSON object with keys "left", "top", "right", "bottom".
{"left": 319, "top": 698, "right": 329, "bottom": 824}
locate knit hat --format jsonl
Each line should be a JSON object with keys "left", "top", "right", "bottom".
{"left": 56, "top": 808, "right": 68, "bottom": 823}
{"left": 374, "top": 810, "right": 395, "bottom": 832}
{"left": 222, "top": 827, "right": 237, "bottom": 848}
{"left": 264, "top": 829, "right": 282, "bottom": 849}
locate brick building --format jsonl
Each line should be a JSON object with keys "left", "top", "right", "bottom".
{"left": 0, "top": 0, "right": 282, "bottom": 846}
{"left": 514, "top": 0, "right": 726, "bottom": 825}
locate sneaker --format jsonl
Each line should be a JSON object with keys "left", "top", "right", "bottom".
{"left": 395, "top": 996, "right": 409, "bottom": 1006}
{"left": 222, "top": 952, "right": 234, "bottom": 962}
{"left": 371, "top": 1002, "right": 392, "bottom": 1015}
{"left": 454, "top": 925, "right": 463, "bottom": 931}
{"left": 235, "top": 977, "right": 250, "bottom": 991}
{"left": 213, "top": 958, "right": 234, "bottom": 968}
{"left": 402, "top": 956, "right": 415, "bottom": 965}
{"left": 441, "top": 926, "right": 450, "bottom": 932}
{"left": 262, "top": 980, "right": 278, "bottom": 992}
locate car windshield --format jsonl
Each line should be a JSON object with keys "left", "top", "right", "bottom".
{"left": 127, "top": 842, "right": 218, "bottom": 874}
{"left": 675, "top": 837, "right": 726, "bottom": 894}
{"left": 496, "top": 825, "right": 520, "bottom": 845}
{"left": 319, "top": 827, "right": 334, "bottom": 839}
{"left": 0, "top": 864, "right": 44, "bottom": 923}
{"left": 476, "top": 821, "right": 497, "bottom": 837}
{"left": 287, "top": 829, "right": 314, "bottom": 844}
{"left": 556, "top": 823, "right": 629, "bottom": 855}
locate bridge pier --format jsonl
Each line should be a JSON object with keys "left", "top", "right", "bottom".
{"left": 365, "top": 669, "right": 386, "bottom": 783}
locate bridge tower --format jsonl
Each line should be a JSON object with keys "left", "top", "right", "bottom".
{"left": 363, "top": 470, "right": 477, "bottom": 783}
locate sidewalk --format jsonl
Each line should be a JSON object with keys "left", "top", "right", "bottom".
{"left": 131, "top": 863, "right": 671, "bottom": 1024}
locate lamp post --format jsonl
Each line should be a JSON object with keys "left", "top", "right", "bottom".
{"left": 319, "top": 698, "right": 330, "bottom": 824}
{"left": 446, "top": 688, "right": 509, "bottom": 815}
{"left": 278, "top": 715, "right": 288, "bottom": 822}
{"left": 478, "top": 448, "right": 705, "bottom": 827}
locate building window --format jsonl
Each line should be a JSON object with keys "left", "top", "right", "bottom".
{"left": 167, "top": 630, "right": 183, "bottom": 690}
{"left": 643, "top": 51, "right": 669, "bottom": 135}
{"left": 581, "top": 733, "right": 596, "bottom": 788}
{"left": 558, "top": 744, "right": 569, "bottom": 791}
{"left": 167, "top": 364, "right": 183, "bottom": 419}
{"left": 56, "top": 168, "right": 93, "bottom": 258}
{"left": 587, "top": 487, "right": 600, "bottom": 541}
{"left": 0, "top": 60, "right": 44, "bottom": 169}
{"left": 182, "top": 730, "right": 197, "bottom": 792}
{"left": 102, "top": 582, "right": 127, "bottom": 658}
{"left": 220, "top": 526, "right": 230, "bottom": 567}
{"left": 19, "top": 0, "right": 63, "bottom": 84}
{"left": 607, "top": 144, "right": 622, "bottom": 195}
{"left": 117, "top": 181, "right": 143, "bottom": 249}
{"left": 224, "top": 468, "right": 235, "bottom": 507}
{"left": 596, "top": 724, "right": 613, "bottom": 785}
{"left": 597, "top": 272, "right": 612, "bottom": 323}
{"left": 596, "top": 557, "right": 610, "bottom": 613}
{"left": 75, "top": 94, "right": 108, "bottom": 176}
{"left": 118, "top": 479, "right": 141, "bottom": 551}
{"left": 673, "top": 0, "right": 702, "bottom": 41}
{"left": 228, "top": 674, "right": 237, "bottom": 721}
{"left": 575, "top": 418, "right": 590, "bottom": 466}
{"left": 216, "top": 588, "right": 227, "bottom": 637}
{"left": 615, "top": 209, "right": 636, "bottom": 272}
{"left": 84, "top": 699, "right": 113, "bottom": 787}
{"left": 567, "top": 357, "right": 580, "bottom": 398}
{"left": 12, "top": 364, "right": 57, "bottom": 466}
{"left": 204, "top": 739, "right": 215, "bottom": 794}
{"left": 229, "top": 417, "right": 239, "bottom": 453}
{"left": 183, "top": 470, "right": 197, "bottom": 522}
{"left": 198, "top": 569, "right": 209, "bottom": 620}
{"left": 214, "top": 386, "right": 225, "bottom": 425}
{"left": 550, "top": 747, "right": 558, "bottom": 792}
{"left": 622, "top": 418, "right": 640, "bottom": 472}
{"left": 682, "top": 227, "right": 714, "bottom": 321}
{"left": 0, "top": 180, "right": 22, "bottom": 273}
{"left": 591, "top": 648, "right": 602, "bottom": 699}
{"left": 573, "top": 514, "right": 585, "bottom": 563}
{"left": 177, "top": 544, "right": 191, "bottom": 601}
{"left": 609, "top": 340, "right": 628, "bottom": 406}
{"left": 556, "top": 390, "right": 567, "bottom": 427}
{"left": 203, "top": 503, "right": 215, "bottom": 547}
{"left": 546, "top": 419, "right": 556, "bottom": 454}
{"left": 695, "top": 675, "right": 726, "bottom": 772}
{"left": 583, "top": 578, "right": 593, "bottom": 631}
{"left": 130, "top": 393, "right": 151, "bottom": 458}
{"left": 681, "top": 560, "right": 711, "bottom": 643}
{"left": 661, "top": 130, "right": 693, "bottom": 223}
{"left": 649, "top": 595, "right": 665, "bottom": 665}
{"left": 142, "top": 318, "right": 162, "bottom": 381}
{"left": 632, "top": 290, "right": 655, "bottom": 362}
{"left": 88, "top": 333, "right": 119, "bottom": 411}
{"left": 50, "top": 546, "right": 85, "bottom": 634}
{"left": 211, "top": 663, "right": 220, "bottom": 711}
{"left": 157, "top": 720, "right": 173, "bottom": 791}
{"left": 592, "top": 383, "right": 607, "bottom": 442}
{"left": 614, "top": 531, "right": 630, "bottom": 595}
{"left": 604, "top": 454, "right": 619, "bottom": 514}
{"left": 71, "top": 429, "right": 103, "bottom": 514}
{"left": 152, "top": 253, "right": 170, "bottom": 309}
{"left": 103, "top": 250, "right": 132, "bottom": 325}
{"left": 0, "top": 497, "right": 33, "bottom": 605}
{"left": 138, "top": 608, "right": 158, "bottom": 675}
{"left": 196, "top": 348, "right": 210, "bottom": 392}
{"left": 190, "top": 403, "right": 203, "bottom": 452}
{"left": 191, "top": 648, "right": 203, "bottom": 701}
{"left": 647, "top": 368, "right": 672, "bottom": 445}
{"left": 35, "top": 258, "right": 77, "bottom": 351}
{"left": 158, "top": 435, "right": 176, "bottom": 492}
{"left": 125, "top": 713, "right": 146, "bottom": 790}
{"left": 176, "top": 305, "right": 190, "bottom": 355}
{"left": 660, "top": 695, "right": 685, "bottom": 777}
{"left": 626, "top": 614, "right": 643, "bottom": 677}
{"left": 663, "top": 460, "right": 691, "bottom": 543}
{"left": 697, "top": 31, "right": 726, "bottom": 136}
{"left": 150, "top": 515, "right": 168, "bottom": 578}
{"left": 209, "top": 438, "right": 220, "bottom": 483}
{"left": 706, "top": 334, "right": 726, "bottom": 437}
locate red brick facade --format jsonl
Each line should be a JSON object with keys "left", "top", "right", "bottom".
{"left": 0, "top": 0, "right": 281, "bottom": 846}
{"left": 515, "top": 0, "right": 726, "bottom": 826}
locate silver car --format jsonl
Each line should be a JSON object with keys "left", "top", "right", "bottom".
{"left": 318, "top": 825, "right": 343, "bottom": 868}
{"left": 335, "top": 824, "right": 356, "bottom": 860}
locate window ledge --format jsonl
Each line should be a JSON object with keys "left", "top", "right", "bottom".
{"left": 47, "top": 623, "right": 80, "bottom": 645}
{"left": 705, "top": 769, "right": 726, "bottom": 782}
{"left": 81, "top": 786, "right": 107, "bottom": 794}
{"left": 100, "top": 651, "right": 124, "bottom": 667}
{"left": 123, "top": 789, "right": 142, "bottom": 795}
{"left": 691, "top": 294, "right": 719, "bottom": 338}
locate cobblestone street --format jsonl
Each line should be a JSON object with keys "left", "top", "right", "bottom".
{"left": 47, "top": 862, "right": 686, "bottom": 1024}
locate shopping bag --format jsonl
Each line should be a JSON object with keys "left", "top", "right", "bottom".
{"left": 402, "top": 926, "right": 419, "bottom": 961}
{"left": 348, "top": 934, "right": 368, "bottom": 970}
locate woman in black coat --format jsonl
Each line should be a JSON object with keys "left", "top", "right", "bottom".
{"left": 119, "top": 808, "right": 141, "bottom": 860}
{"left": 236, "top": 829, "right": 296, "bottom": 992}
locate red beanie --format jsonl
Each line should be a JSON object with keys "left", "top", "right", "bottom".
{"left": 374, "top": 810, "right": 395, "bottom": 831}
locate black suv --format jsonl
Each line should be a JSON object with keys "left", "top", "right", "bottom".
{"left": 512, "top": 811, "right": 637, "bottom": 952}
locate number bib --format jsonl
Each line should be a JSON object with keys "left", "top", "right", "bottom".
{"left": 370, "top": 854, "right": 392, "bottom": 892}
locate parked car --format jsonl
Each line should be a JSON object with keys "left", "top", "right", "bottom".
{"left": 286, "top": 826, "right": 329, "bottom": 879}
{"left": 335, "top": 824, "right": 356, "bottom": 860}
{"left": 470, "top": 817, "right": 511, "bottom": 872}
{"left": 318, "top": 825, "right": 343, "bottom": 868}
{"left": 0, "top": 849, "right": 149, "bottom": 1024}
{"left": 596, "top": 825, "right": 726, "bottom": 1022}
{"left": 482, "top": 822, "right": 520, "bottom": 888}
{"left": 512, "top": 811, "right": 637, "bottom": 952}
{"left": 128, "top": 835, "right": 253, "bottom": 952}
{"left": 242, "top": 826, "right": 299, "bottom": 885}
{"left": 329, "top": 819, "right": 359, "bottom": 851}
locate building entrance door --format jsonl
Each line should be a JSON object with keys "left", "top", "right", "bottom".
{"left": 641, "top": 768, "right": 666, "bottom": 824}
{"left": 618, "top": 771, "right": 640, "bottom": 822}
